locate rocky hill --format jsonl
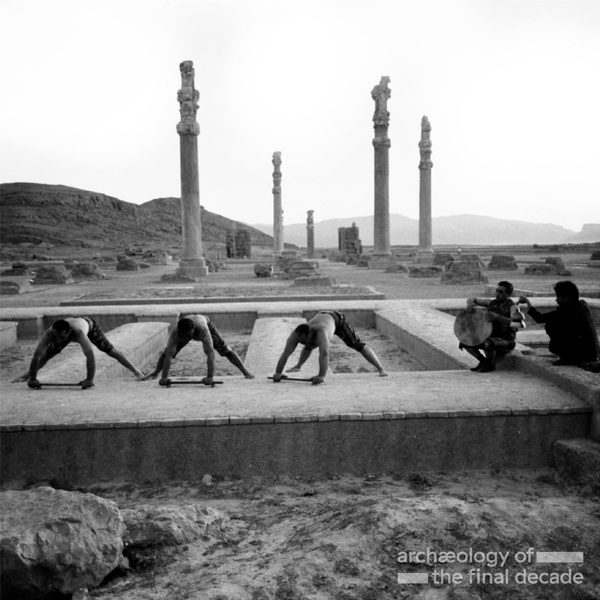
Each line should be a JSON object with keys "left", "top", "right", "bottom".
{"left": 0, "top": 183, "right": 277, "bottom": 258}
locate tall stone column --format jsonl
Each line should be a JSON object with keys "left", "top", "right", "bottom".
{"left": 176, "top": 60, "right": 208, "bottom": 278}
{"left": 370, "top": 76, "right": 393, "bottom": 269}
{"left": 306, "top": 210, "right": 315, "bottom": 258}
{"left": 272, "top": 151, "right": 283, "bottom": 256}
{"left": 417, "top": 116, "right": 434, "bottom": 262}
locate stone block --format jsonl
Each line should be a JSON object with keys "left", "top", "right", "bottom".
{"left": 33, "top": 265, "right": 74, "bottom": 284}
{"left": 0, "top": 279, "right": 33, "bottom": 294}
{"left": 488, "top": 254, "right": 518, "bottom": 270}
{"left": 254, "top": 263, "right": 273, "bottom": 277}
{"left": 408, "top": 265, "right": 443, "bottom": 278}
{"left": 441, "top": 260, "right": 488, "bottom": 285}
{"left": 292, "top": 276, "right": 336, "bottom": 286}
{"left": 286, "top": 260, "right": 320, "bottom": 279}
{"left": 433, "top": 252, "right": 454, "bottom": 267}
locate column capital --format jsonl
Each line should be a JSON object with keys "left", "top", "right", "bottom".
{"left": 418, "top": 115, "right": 433, "bottom": 169}
{"left": 371, "top": 76, "right": 391, "bottom": 127}
{"left": 177, "top": 60, "right": 200, "bottom": 136}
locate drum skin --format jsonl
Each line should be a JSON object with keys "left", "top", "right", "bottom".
{"left": 454, "top": 307, "right": 493, "bottom": 346}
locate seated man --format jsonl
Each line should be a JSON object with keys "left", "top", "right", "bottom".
{"left": 519, "top": 280, "right": 599, "bottom": 368}
{"left": 461, "top": 281, "right": 524, "bottom": 372}
{"left": 17, "top": 317, "right": 145, "bottom": 388}
{"left": 144, "top": 315, "right": 254, "bottom": 385}
{"left": 272, "top": 310, "right": 388, "bottom": 385}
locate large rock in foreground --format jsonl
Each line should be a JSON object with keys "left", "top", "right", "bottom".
{"left": 0, "top": 487, "right": 126, "bottom": 599}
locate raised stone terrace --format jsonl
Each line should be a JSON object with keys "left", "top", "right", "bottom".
{"left": 2, "top": 286, "right": 598, "bottom": 485}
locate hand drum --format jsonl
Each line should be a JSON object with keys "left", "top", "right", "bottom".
{"left": 454, "top": 307, "right": 493, "bottom": 346}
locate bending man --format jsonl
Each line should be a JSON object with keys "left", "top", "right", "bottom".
{"left": 144, "top": 315, "right": 254, "bottom": 386}
{"left": 272, "top": 310, "right": 388, "bottom": 385}
{"left": 19, "top": 317, "right": 145, "bottom": 389}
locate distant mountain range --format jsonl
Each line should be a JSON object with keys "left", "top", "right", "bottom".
{"left": 251, "top": 215, "right": 600, "bottom": 248}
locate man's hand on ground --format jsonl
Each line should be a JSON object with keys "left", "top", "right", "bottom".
{"left": 311, "top": 375, "right": 325, "bottom": 385}
{"left": 27, "top": 378, "right": 40, "bottom": 389}
{"left": 79, "top": 379, "right": 94, "bottom": 389}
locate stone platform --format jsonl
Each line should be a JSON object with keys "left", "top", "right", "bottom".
{"left": 1, "top": 297, "right": 598, "bottom": 485}
{"left": 0, "top": 371, "right": 592, "bottom": 485}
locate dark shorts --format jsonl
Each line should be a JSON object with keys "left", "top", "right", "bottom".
{"left": 172, "top": 318, "right": 231, "bottom": 357}
{"left": 319, "top": 311, "right": 365, "bottom": 352}
{"left": 47, "top": 317, "right": 114, "bottom": 357}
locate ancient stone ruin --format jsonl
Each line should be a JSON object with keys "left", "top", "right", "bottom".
{"left": 226, "top": 228, "right": 252, "bottom": 259}
{"left": 525, "top": 256, "right": 571, "bottom": 276}
{"left": 116, "top": 258, "right": 139, "bottom": 271}
{"left": 34, "top": 264, "right": 74, "bottom": 284}
{"left": 370, "top": 76, "right": 393, "bottom": 268}
{"left": 417, "top": 115, "right": 434, "bottom": 263}
{"left": 254, "top": 263, "right": 273, "bottom": 278}
{"left": 488, "top": 254, "right": 518, "bottom": 270}
{"left": 306, "top": 210, "right": 315, "bottom": 259}
{"left": 176, "top": 60, "right": 208, "bottom": 278}
{"left": 433, "top": 253, "right": 454, "bottom": 267}
{"left": 441, "top": 260, "right": 489, "bottom": 285}
{"left": 338, "top": 223, "right": 362, "bottom": 259}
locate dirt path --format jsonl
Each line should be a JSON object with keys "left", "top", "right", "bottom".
{"left": 86, "top": 470, "right": 599, "bottom": 600}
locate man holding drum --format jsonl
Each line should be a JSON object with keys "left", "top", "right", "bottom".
{"left": 458, "top": 281, "right": 525, "bottom": 372}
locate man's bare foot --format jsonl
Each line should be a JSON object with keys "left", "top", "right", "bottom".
{"left": 12, "top": 373, "right": 29, "bottom": 383}
{"left": 140, "top": 373, "right": 158, "bottom": 381}
{"left": 379, "top": 370, "right": 389, "bottom": 377}
{"left": 244, "top": 373, "right": 255, "bottom": 379}
{"left": 286, "top": 366, "right": 301, "bottom": 373}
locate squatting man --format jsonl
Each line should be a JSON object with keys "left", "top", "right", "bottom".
{"left": 15, "top": 317, "right": 145, "bottom": 389}
{"left": 461, "top": 281, "right": 524, "bottom": 372}
{"left": 272, "top": 310, "right": 388, "bottom": 385}
{"left": 144, "top": 314, "right": 254, "bottom": 386}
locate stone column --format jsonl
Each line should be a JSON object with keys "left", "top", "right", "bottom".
{"left": 272, "top": 151, "right": 283, "bottom": 257}
{"left": 417, "top": 115, "right": 434, "bottom": 263}
{"left": 370, "top": 76, "right": 394, "bottom": 269}
{"left": 176, "top": 60, "right": 208, "bottom": 278}
{"left": 306, "top": 210, "right": 315, "bottom": 258}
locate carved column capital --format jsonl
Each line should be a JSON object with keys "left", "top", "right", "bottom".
{"left": 418, "top": 115, "right": 433, "bottom": 170}
{"left": 371, "top": 76, "right": 391, "bottom": 127}
{"left": 177, "top": 61, "right": 200, "bottom": 136}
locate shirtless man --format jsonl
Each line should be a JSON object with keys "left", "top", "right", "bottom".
{"left": 272, "top": 310, "right": 388, "bottom": 385}
{"left": 18, "top": 317, "right": 145, "bottom": 389}
{"left": 144, "top": 315, "right": 255, "bottom": 386}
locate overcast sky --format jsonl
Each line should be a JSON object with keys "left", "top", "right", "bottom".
{"left": 1, "top": 0, "right": 599, "bottom": 232}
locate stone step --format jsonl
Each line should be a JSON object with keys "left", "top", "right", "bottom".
{"left": 38, "top": 322, "right": 170, "bottom": 382}
{"left": 245, "top": 316, "right": 330, "bottom": 378}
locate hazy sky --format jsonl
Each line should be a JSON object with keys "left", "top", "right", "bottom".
{"left": 1, "top": 0, "right": 599, "bottom": 231}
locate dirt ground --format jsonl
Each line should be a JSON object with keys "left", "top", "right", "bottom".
{"left": 1, "top": 252, "right": 599, "bottom": 599}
